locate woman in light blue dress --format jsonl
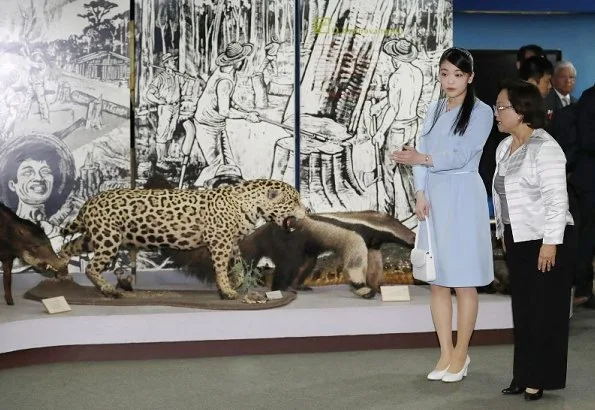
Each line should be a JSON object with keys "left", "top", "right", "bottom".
{"left": 392, "top": 47, "right": 494, "bottom": 384}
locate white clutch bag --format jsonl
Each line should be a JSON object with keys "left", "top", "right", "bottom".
{"left": 410, "top": 215, "right": 436, "bottom": 282}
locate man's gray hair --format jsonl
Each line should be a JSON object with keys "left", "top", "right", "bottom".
{"left": 553, "top": 60, "right": 577, "bottom": 76}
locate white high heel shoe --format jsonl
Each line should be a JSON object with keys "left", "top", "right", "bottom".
{"left": 427, "top": 365, "right": 450, "bottom": 381}
{"left": 441, "top": 356, "right": 470, "bottom": 383}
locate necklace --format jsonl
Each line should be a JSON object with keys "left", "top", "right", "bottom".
{"left": 510, "top": 129, "right": 533, "bottom": 154}
{"left": 510, "top": 138, "right": 528, "bottom": 155}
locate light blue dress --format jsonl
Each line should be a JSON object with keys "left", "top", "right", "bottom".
{"left": 413, "top": 98, "right": 494, "bottom": 287}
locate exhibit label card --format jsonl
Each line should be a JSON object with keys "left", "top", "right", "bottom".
{"left": 41, "top": 296, "right": 72, "bottom": 314}
{"left": 380, "top": 286, "right": 411, "bottom": 302}
{"left": 265, "top": 290, "right": 284, "bottom": 300}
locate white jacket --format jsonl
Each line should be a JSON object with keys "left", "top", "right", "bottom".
{"left": 492, "top": 128, "right": 574, "bottom": 244}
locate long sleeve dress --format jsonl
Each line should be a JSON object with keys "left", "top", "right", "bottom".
{"left": 412, "top": 98, "right": 494, "bottom": 287}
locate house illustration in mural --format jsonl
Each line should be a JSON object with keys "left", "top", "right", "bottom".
{"left": 73, "top": 51, "right": 130, "bottom": 84}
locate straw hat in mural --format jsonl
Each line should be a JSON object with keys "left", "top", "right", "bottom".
{"left": 215, "top": 42, "right": 254, "bottom": 67}
{"left": 270, "top": 33, "right": 282, "bottom": 43}
{"left": 0, "top": 134, "right": 76, "bottom": 217}
{"left": 161, "top": 52, "right": 178, "bottom": 64}
{"left": 383, "top": 38, "right": 418, "bottom": 62}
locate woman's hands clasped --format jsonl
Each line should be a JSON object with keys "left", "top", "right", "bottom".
{"left": 538, "top": 244, "right": 557, "bottom": 273}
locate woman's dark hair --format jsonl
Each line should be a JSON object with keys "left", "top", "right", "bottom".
{"left": 518, "top": 55, "right": 553, "bottom": 82}
{"left": 425, "top": 47, "right": 476, "bottom": 137}
{"left": 498, "top": 78, "right": 546, "bottom": 129}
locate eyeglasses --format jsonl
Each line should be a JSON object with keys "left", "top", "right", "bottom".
{"left": 492, "top": 105, "right": 514, "bottom": 113}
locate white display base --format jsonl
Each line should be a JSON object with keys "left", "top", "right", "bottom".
{"left": 0, "top": 270, "right": 514, "bottom": 356}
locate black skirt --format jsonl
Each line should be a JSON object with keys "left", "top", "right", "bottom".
{"left": 504, "top": 224, "right": 573, "bottom": 390}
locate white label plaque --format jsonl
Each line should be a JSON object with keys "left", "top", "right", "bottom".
{"left": 41, "top": 296, "right": 72, "bottom": 314}
{"left": 380, "top": 285, "right": 411, "bottom": 302}
{"left": 265, "top": 290, "right": 283, "bottom": 300}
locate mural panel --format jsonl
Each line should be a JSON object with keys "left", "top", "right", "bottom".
{"left": 134, "top": 0, "right": 298, "bottom": 270}
{"left": 293, "top": 0, "right": 453, "bottom": 229}
{"left": 0, "top": 0, "right": 131, "bottom": 274}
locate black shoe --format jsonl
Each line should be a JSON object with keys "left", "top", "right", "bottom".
{"left": 524, "top": 389, "right": 543, "bottom": 401}
{"left": 501, "top": 385, "right": 524, "bottom": 395}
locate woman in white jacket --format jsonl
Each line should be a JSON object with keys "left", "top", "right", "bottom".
{"left": 492, "top": 78, "right": 574, "bottom": 402}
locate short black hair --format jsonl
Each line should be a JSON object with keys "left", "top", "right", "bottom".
{"left": 516, "top": 44, "right": 545, "bottom": 63}
{"left": 518, "top": 56, "right": 553, "bottom": 82}
{"left": 1, "top": 147, "right": 63, "bottom": 215}
{"left": 498, "top": 78, "right": 546, "bottom": 129}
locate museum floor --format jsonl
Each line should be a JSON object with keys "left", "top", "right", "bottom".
{"left": 0, "top": 308, "right": 594, "bottom": 410}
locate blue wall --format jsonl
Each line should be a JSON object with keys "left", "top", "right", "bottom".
{"left": 453, "top": 13, "right": 595, "bottom": 97}
{"left": 453, "top": 0, "right": 595, "bottom": 13}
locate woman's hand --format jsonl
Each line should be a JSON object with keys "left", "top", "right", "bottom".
{"left": 415, "top": 191, "right": 430, "bottom": 220}
{"left": 538, "top": 244, "right": 557, "bottom": 272}
{"left": 390, "top": 145, "right": 424, "bottom": 166}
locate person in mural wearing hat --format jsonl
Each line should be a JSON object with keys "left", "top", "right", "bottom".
{"left": 258, "top": 33, "right": 283, "bottom": 76}
{"left": 146, "top": 52, "right": 182, "bottom": 168}
{"left": 0, "top": 134, "right": 76, "bottom": 272}
{"left": 185, "top": 41, "right": 261, "bottom": 188}
{"left": 371, "top": 38, "right": 424, "bottom": 225}
{"left": 23, "top": 50, "right": 50, "bottom": 123}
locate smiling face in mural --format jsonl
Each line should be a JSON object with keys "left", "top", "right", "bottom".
{"left": 439, "top": 60, "right": 474, "bottom": 101}
{"left": 8, "top": 159, "right": 54, "bottom": 205}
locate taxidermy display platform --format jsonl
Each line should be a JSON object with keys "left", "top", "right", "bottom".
{"left": 23, "top": 279, "right": 297, "bottom": 310}
{"left": 0, "top": 270, "right": 513, "bottom": 370}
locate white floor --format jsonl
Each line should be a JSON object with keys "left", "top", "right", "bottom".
{"left": 0, "top": 271, "right": 513, "bottom": 355}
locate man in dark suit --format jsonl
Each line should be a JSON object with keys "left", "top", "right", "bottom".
{"left": 519, "top": 55, "right": 553, "bottom": 97}
{"left": 544, "top": 60, "right": 578, "bottom": 113}
{"left": 541, "top": 60, "right": 579, "bottom": 168}
{"left": 569, "top": 84, "right": 595, "bottom": 308}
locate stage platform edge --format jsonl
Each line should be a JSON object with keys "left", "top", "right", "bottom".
{"left": 0, "top": 271, "right": 513, "bottom": 370}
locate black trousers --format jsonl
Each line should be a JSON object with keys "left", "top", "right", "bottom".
{"left": 504, "top": 224, "right": 573, "bottom": 390}
{"left": 573, "top": 188, "right": 595, "bottom": 298}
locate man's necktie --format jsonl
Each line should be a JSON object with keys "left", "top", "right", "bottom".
{"left": 562, "top": 96, "right": 570, "bottom": 107}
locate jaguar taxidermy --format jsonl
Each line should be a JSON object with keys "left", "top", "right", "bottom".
{"left": 56, "top": 179, "right": 306, "bottom": 300}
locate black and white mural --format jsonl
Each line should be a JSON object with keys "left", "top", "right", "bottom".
{"left": 134, "top": 0, "right": 297, "bottom": 187}
{"left": 134, "top": 0, "right": 452, "bottom": 270}
{"left": 0, "top": 0, "right": 131, "bottom": 274}
{"left": 134, "top": 0, "right": 297, "bottom": 270}
{"left": 293, "top": 0, "right": 452, "bottom": 228}
{"left": 0, "top": 0, "right": 451, "bottom": 275}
